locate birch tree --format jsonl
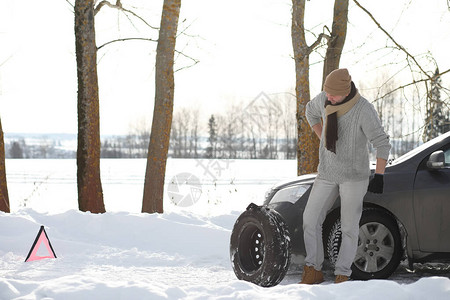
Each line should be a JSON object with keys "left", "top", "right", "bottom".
{"left": 74, "top": 0, "right": 154, "bottom": 212}
{"left": 142, "top": 0, "right": 182, "bottom": 214}
{"left": 75, "top": 0, "right": 105, "bottom": 213}
{"left": 0, "top": 118, "right": 9, "bottom": 213}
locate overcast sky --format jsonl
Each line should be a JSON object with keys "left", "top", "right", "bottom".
{"left": 0, "top": 0, "right": 449, "bottom": 135}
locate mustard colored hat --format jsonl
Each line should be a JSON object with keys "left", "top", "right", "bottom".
{"left": 323, "top": 68, "right": 352, "bottom": 96}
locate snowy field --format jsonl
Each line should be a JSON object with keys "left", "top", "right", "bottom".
{"left": 1, "top": 159, "right": 450, "bottom": 299}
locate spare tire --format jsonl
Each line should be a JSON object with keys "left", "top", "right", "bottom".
{"left": 230, "top": 203, "right": 291, "bottom": 287}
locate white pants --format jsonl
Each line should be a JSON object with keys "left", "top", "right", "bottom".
{"left": 303, "top": 177, "right": 369, "bottom": 276}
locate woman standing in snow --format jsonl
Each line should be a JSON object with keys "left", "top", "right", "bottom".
{"left": 300, "top": 68, "right": 391, "bottom": 284}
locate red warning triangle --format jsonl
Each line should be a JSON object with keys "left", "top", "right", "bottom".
{"left": 25, "top": 226, "right": 57, "bottom": 262}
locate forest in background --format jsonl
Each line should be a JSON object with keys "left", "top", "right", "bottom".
{"left": 6, "top": 69, "right": 449, "bottom": 161}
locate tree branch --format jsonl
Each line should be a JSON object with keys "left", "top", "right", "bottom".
{"left": 94, "top": 0, "right": 158, "bottom": 30}
{"left": 94, "top": 0, "right": 110, "bottom": 14}
{"left": 97, "top": 38, "right": 200, "bottom": 72}
{"left": 0, "top": 55, "right": 14, "bottom": 68}
{"left": 353, "top": 0, "right": 432, "bottom": 81}
{"left": 97, "top": 37, "right": 157, "bottom": 51}
{"left": 65, "top": 0, "right": 74, "bottom": 9}
{"left": 174, "top": 50, "right": 200, "bottom": 72}
{"left": 375, "top": 67, "right": 450, "bottom": 101}
{"left": 307, "top": 32, "right": 330, "bottom": 55}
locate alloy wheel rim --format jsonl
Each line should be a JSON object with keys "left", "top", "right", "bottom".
{"left": 354, "top": 222, "right": 395, "bottom": 273}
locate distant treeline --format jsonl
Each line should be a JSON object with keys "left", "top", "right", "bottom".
{"left": 5, "top": 134, "right": 296, "bottom": 160}
{"left": 5, "top": 133, "right": 423, "bottom": 161}
{"left": 6, "top": 86, "right": 447, "bottom": 160}
{"left": 6, "top": 139, "right": 76, "bottom": 159}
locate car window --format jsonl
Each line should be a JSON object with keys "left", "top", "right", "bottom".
{"left": 445, "top": 148, "right": 450, "bottom": 166}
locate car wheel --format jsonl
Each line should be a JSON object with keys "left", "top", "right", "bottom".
{"left": 326, "top": 207, "right": 402, "bottom": 280}
{"left": 230, "top": 203, "right": 291, "bottom": 287}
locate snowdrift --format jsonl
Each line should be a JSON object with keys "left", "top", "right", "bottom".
{"left": 1, "top": 209, "right": 450, "bottom": 299}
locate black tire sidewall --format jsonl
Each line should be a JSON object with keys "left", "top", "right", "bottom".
{"left": 230, "top": 206, "right": 291, "bottom": 287}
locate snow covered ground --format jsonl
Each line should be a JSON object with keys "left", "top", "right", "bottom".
{"left": 1, "top": 159, "right": 450, "bottom": 299}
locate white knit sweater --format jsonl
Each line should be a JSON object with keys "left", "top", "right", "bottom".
{"left": 306, "top": 91, "right": 391, "bottom": 183}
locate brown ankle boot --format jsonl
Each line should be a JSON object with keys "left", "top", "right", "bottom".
{"left": 299, "top": 265, "right": 324, "bottom": 284}
{"left": 335, "top": 275, "right": 349, "bottom": 283}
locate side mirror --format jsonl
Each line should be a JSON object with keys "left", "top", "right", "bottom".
{"left": 427, "top": 150, "right": 445, "bottom": 169}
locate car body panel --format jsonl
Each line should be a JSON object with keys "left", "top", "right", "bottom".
{"left": 413, "top": 145, "right": 450, "bottom": 252}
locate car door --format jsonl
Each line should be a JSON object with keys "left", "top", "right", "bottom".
{"left": 413, "top": 144, "right": 450, "bottom": 252}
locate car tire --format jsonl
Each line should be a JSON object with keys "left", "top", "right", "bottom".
{"left": 326, "top": 207, "right": 402, "bottom": 280}
{"left": 230, "top": 203, "right": 291, "bottom": 287}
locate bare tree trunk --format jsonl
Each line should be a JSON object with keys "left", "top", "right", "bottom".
{"left": 142, "top": 0, "right": 181, "bottom": 214}
{"left": 75, "top": 0, "right": 105, "bottom": 213}
{"left": 322, "top": 0, "right": 349, "bottom": 81}
{"left": 292, "top": 0, "right": 319, "bottom": 175}
{"left": 292, "top": 0, "right": 349, "bottom": 175}
{"left": 0, "top": 118, "right": 9, "bottom": 213}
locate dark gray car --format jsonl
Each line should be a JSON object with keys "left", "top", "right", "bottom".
{"left": 230, "top": 131, "right": 450, "bottom": 287}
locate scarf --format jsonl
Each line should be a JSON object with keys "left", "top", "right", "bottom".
{"left": 324, "top": 81, "right": 359, "bottom": 153}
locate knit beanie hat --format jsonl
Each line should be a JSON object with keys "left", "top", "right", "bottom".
{"left": 323, "top": 68, "right": 352, "bottom": 96}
